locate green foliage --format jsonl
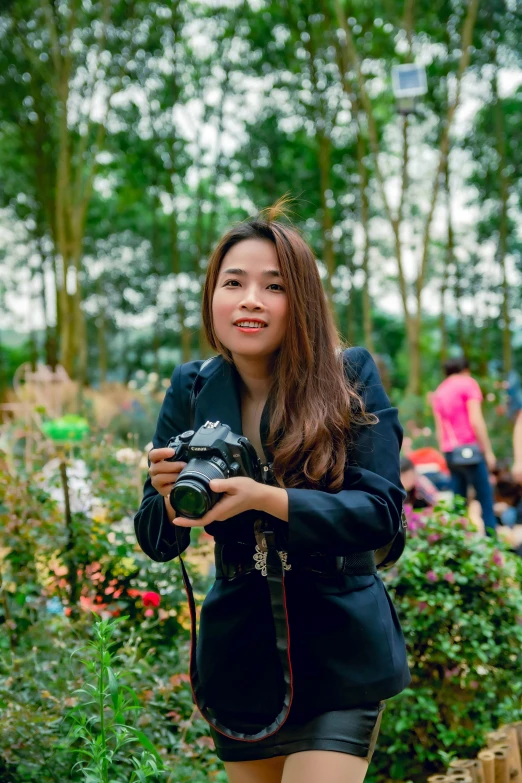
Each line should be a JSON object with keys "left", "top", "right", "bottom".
{"left": 3, "top": 436, "right": 522, "bottom": 782}
{"left": 0, "top": 436, "right": 222, "bottom": 782}
{"left": 64, "top": 617, "right": 164, "bottom": 783}
{"left": 370, "top": 501, "right": 522, "bottom": 783}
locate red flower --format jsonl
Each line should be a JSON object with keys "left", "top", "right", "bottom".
{"left": 142, "top": 591, "right": 161, "bottom": 608}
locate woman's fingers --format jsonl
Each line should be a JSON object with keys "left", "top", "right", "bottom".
{"left": 152, "top": 473, "right": 180, "bottom": 486}
{"left": 149, "top": 460, "right": 186, "bottom": 473}
{"left": 148, "top": 462, "right": 187, "bottom": 486}
{"left": 149, "top": 447, "right": 175, "bottom": 462}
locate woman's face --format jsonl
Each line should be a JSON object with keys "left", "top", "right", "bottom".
{"left": 212, "top": 238, "right": 288, "bottom": 362}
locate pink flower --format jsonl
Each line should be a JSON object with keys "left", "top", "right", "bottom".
{"left": 492, "top": 550, "right": 504, "bottom": 567}
{"left": 443, "top": 572, "right": 456, "bottom": 584}
{"left": 426, "top": 570, "right": 438, "bottom": 583}
{"left": 417, "top": 601, "right": 428, "bottom": 611}
{"left": 427, "top": 534, "right": 441, "bottom": 544}
{"left": 142, "top": 591, "right": 161, "bottom": 608}
{"left": 144, "top": 608, "right": 155, "bottom": 617}
{"left": 469, "top": 681, "right": 479, "bottom": 689}
{"left": 492, "top": 581, "right": 501, "bottom": 591}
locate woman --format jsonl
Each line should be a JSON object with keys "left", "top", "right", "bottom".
{"left": 431, "top": 356, "right": 497, "bottom": 535}
{"left": 135, "top": 202, "right": 410, "bottom": 783}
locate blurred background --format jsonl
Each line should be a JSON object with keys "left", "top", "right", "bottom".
{"left": 1, "top": 1, "right": 522, "bottom": 782}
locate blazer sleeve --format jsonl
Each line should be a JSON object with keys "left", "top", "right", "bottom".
{"left": 134, "top": 364, "right": 192, "bottom": 562}
{"left": 286, "top": 347, "right": 406, "bottom": 556}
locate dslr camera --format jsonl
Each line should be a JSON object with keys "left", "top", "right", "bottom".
{"left": 166, "top": 421, "right": 268, "bottom": 519}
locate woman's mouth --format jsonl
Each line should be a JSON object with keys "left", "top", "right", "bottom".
{"left": 234, "top": 321, "right": 268, "bottom": 334}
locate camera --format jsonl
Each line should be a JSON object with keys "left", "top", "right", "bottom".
{"left": 166, "top": 421, "right": 267, "bottom": 519}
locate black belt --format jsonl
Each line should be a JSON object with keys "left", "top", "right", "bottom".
{"left": 215, "top": 541, "right": 377, "bottom": 580}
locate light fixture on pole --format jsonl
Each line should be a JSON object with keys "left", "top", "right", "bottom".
{"left": 391, "top": 63, "right": 427, "bottom": 115}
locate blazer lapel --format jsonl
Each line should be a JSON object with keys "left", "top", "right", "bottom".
{"left": 193, "top": 355, "right": 275, "bottom": 465}
{"left": 193, "top": 356, "right": 243, "bottom": 436}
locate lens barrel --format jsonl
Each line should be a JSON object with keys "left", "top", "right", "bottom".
{"left": 170, "top": 458, "right": 225, "bottom": 519}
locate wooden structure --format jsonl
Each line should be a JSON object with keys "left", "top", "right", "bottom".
{"left": 0, "top": 363, "right": 77, "bottom": 471}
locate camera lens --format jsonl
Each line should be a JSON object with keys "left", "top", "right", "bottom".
{"left": 170, "top": 458, "right": 225, "bottom": 519}
{"left": 172, "top": 481, "right": 209, "bottom": 518}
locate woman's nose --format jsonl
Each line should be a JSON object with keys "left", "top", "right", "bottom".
{"left": 238, "top": 285, "right": 264, "bottom": 307}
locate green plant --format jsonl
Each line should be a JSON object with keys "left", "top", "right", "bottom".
{"left": 370, "top": 500, "right": 522, "bottom": 783}
{"left": 64, "top": 617, "right": 165, "bottom": 782}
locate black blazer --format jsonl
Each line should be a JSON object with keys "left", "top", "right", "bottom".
{"left": 135, "top": 347, "right": 411, "bottom": 722}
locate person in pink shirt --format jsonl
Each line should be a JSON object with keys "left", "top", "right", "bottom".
{"left": 431, "top": 356, "right": 497, "bottom": 535}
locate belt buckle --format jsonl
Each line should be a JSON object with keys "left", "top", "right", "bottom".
{"left": 253, "top": 528, "right": 291, "bottom": 577}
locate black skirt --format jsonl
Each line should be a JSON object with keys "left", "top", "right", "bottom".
{"left": 210, "top": 701, "right": 386, "bottom": 763}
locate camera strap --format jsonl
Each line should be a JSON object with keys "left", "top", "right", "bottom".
{"left": 174, "top": 520, "right": 294, "bottom": 741}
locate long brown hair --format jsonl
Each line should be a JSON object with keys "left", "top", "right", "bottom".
{"left": 201, "top": 197, "right": 377, "bottom": 492}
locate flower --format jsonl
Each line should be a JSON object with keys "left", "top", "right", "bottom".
{"left": 426, "top": 570, "right": 438, "bottom": 583}
{"left": 144, "top": 608, "right": 155, "bottom": 617}
{"left": 115, "top": 447, "right": 142, "bottom": 465}
{"left": 443, "top": 572, "right": 456, "bottom": 584}
{"left": 142, "top": 591, "right": 161, "bottom": 608}
{"left": 427, "top": 534, "right": 441, "bottom": 544}
{"left": 417, "top": 601, "right": 428, "bottom": 611}
{"left": 445, "top": 666, "right": 459, "bottom": 679}
{"left": 492, "top": 550, "right": 504, "bottom": 567}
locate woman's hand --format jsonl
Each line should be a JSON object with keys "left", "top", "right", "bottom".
{"left": 148, "top": 447, "right": 187, "bottom": 497}
{"left": 173, "top": 477, "right": 263, "bottom": 528}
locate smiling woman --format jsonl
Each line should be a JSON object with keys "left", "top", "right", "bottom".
{"left": 211, "top": 240, "right": 288, "bottom": 366}
{"left": 135, "top": 196, "right": 409, "bottom": 783}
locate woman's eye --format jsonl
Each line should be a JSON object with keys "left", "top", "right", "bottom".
{"left": 223, "top": 281, "right": 284, "bottom": 291}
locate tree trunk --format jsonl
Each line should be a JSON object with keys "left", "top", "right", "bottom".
{"left": 439, "top": 156, "right": 453, "bottom": 364}
{"left": 318, "top": 129, "right": 337, "bottom": 306}
{"left": 493, "top": 72, "right": 512, "bottom": 373}
{"left": 97, "top": 306, "right": 107, "bottom": 385}
{"left": 168, "top": 179, "right": 191, "bottom": 363}
{"left": 356, "top": 131, "right": 374, "bottom": 353}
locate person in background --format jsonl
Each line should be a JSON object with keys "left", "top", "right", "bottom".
{"left": 506, "top": 370, "right": 522, "bottom": 484}
{"left": 400, "top": 456, "right": 438, "bottom": 510}
{"left": 406, "top": 444, "right": 452, "bottom": 492}
{"left": 431, "top": 356, "right": 497, "bottom": 535}
{"left": 492, "top": 461, "right": 522, "bottom": 528}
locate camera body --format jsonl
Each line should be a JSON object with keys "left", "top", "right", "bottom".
{"left": 166, "top": 420, "right": 265, "bottom": 519}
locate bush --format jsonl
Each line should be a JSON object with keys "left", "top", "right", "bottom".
{"left": 0, "top": 439, "right": 223, "bottom": 782}
{"left": 371, "top": 501, "right": 522, "bottom": 783}
{"left": 3, "top": 438, "right": 522, "bottom": 782}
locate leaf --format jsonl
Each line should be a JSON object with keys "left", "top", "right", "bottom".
{"left": 107, "top": 666, "right": 119, "bottom": 711}
{"left": 117, "top": 725, "right": 164, "bottom": 766}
